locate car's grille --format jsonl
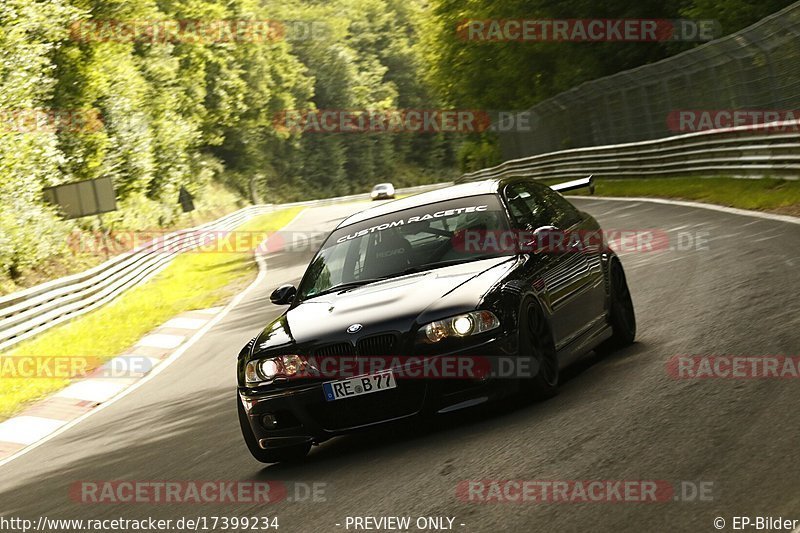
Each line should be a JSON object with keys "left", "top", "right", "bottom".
{"left": 312, "top": 380, "right": 425, "bottom": 431}
{"left": 357, "top": 333, "right": 397, "bottom": 356}
{"left": 313, "top": 343, "right": 355, "bottom": 357}
{"left": 311, "top": 334, "right": 399, "bottom": 358}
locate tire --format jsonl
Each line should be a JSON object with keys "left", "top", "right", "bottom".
{"left": 597, "top": 259, "right": 636, "bottom": 353}
{"left": 519, "top": 300, "right": 559, "bottom": 400}
{"left": 237, "top": 396, "right": 310, "bottom": 464}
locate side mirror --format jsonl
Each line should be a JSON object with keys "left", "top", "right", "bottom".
{"left": 270, "top": 284, "right": 297, "bottom": 305}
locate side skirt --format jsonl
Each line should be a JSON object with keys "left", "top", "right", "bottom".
{"left": 556, "top": 316, "right": 613, "bottom": 368}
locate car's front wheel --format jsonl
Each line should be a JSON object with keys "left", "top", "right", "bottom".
{"left": 237, "top": 396, "right": 310, "bottom": 464}
{"left": 519, "top": 300, "right": 559, "bottom": 400}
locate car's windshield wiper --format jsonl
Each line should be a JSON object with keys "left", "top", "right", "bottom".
{"left": 401, "top": 254, "right": 506, "bottom": 275}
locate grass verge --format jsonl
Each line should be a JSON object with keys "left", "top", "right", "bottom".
{"left": 0, "top": 207, "right": 303, "bottom": 421}
{"left": 553, "top": 176, "right": 800, "bottom": 217}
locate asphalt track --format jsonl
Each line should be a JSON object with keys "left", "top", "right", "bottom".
{"left": 1, "top": 197, "right": 799, "bottom": 533}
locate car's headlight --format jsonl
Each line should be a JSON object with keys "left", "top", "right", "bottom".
{"left": 245, "top": 354, "right": 312, "bottom": 385}
{"left": 420, "top": 310, "right": 500, "bottom": 343}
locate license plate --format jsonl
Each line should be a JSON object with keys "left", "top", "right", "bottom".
{"left": 322, "top": 370, "right": 396, "bottom": 402}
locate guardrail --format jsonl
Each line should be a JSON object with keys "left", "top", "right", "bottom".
{"left": 0, "top": 182, "right": 449, "bottom": 352}
{"left": 461, "top": 121, "right": 800, "bottom": 182}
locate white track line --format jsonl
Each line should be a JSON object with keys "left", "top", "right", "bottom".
{"left": 568, "top": 196, "right": 800, "bottom": 225}
{"left": 0, "top": 207, "right": 306, "bottom": 469}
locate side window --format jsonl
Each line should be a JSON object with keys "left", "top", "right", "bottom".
{"left": 503, "top": 183, "right": 555, "bottom": 229}
{"left": 538, "top": 186, "right": 583, "bottom": 228}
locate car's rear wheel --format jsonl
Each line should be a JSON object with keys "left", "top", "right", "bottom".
{"left": 520, "top": 300, "right": 559, "bottom": 400}
{"left": 598, "top": 259, "right": 636, "bottom": 353}
{"left": 237, "top": 396, "right": 310, "bottom": 464}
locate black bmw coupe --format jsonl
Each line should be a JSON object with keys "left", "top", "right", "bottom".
{"left": 237, "top": 177, "right": 635, "bottom": 463}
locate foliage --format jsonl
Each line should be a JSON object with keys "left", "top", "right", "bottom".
{"left": 0, "top": 0, "right": 452, "bottom": 289}
{"left": 0, "top": 0, "right": 792, "bottom": 287}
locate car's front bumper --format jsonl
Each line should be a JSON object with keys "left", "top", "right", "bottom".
{"left": 239, "top": 336, "right": 516, "bottom": 449}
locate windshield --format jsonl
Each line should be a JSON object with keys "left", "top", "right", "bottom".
{"left": 297, "top": 195, "right": 511, "bottom": 300}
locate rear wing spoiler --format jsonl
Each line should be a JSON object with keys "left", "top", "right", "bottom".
{"left": 551, "top": 175, "right": 595, "bottom": 195}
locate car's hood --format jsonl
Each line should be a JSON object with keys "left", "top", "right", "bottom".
{"left": 253, "top": 256, "right": 519, "bottom": 353}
